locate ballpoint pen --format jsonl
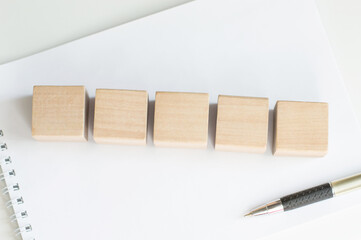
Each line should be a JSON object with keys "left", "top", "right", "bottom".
{"left": 245, "top": 172, "right": 361, "bottom": 217}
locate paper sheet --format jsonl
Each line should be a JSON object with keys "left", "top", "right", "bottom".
{"left": 0, "top": 0, "right": 361, "bottom": 239}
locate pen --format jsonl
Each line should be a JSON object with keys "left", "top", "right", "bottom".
{"left": 245, "top": 172, "right": 361, "bottom": 217}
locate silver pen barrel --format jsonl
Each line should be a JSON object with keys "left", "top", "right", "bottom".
{"left": 331, "top": 173, "right": 361, "bottom": 196}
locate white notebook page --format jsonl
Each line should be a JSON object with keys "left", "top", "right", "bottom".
{"left": 0, "top": 0, "right": 360, "bottom": 239}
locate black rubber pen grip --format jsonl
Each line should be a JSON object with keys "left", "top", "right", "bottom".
{"left": 281, "top": 183, "right": 333, "bottom": 211}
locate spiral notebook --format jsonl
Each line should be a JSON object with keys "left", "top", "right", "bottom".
{"left": 1, "top": 0, "right": 361, "bottom": 239}
{"left": 0, "top": 131, "right": 33, "bottom": 240}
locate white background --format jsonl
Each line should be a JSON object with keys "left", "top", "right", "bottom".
{"left": 1, "top": 0, "right": 361, "bottom": 239}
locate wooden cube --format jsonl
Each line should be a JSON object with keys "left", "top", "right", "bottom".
{"left": 153, "top": 92, "right": 209, "bottom": 148}
{"left": 215, "top": 95, "right": 269, "bottom": 153}
{"left": 273, "top": 101, "right": 328, "bottom": 157}
{"left": 32, "top": 86, "right": 88, "bottom": 141}
{"left": 93, "top": 89, "right": 148, "bottom": 145}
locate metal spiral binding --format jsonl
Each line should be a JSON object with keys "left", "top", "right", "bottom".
{"left": 1, "top": 130, "right": 34, "bottom": 240}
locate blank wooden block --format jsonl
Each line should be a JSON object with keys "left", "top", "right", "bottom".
{"left": 273, "top": 101, "right": 328, "bottom": 157}
{"left": 93, "top": 89, "right": 148, "bottom": 145}
{"left": 32, "top": 86, "right": 88, "bottom": 141}
{"left": 215, "top": 95, "right": 269, "bottom": 153}
{"left": 153, "top": 92, "right": 209, "bottom": 148}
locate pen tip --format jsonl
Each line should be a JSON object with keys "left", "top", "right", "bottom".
{"left": 244, "top": 212, "right": 252, "bottom": 217}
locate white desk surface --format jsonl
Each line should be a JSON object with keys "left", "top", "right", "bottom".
{"left": 1, "top": 0, "right": 361, "bottom": 239}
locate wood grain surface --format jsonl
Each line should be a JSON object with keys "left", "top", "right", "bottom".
{"left": 93, "top": 89, "right": 148, "bottom": 145}
{"left": 273, "top": 101, "right": 328, "bottom": 157}
{"left": 215, "top": 95, "right": 269, "bottom": 153}
{"left": 153, "top": 91, "right": 209, "bottom": 148}
{"left": 32, "top": 86, "right": 88, "bottom": 141}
